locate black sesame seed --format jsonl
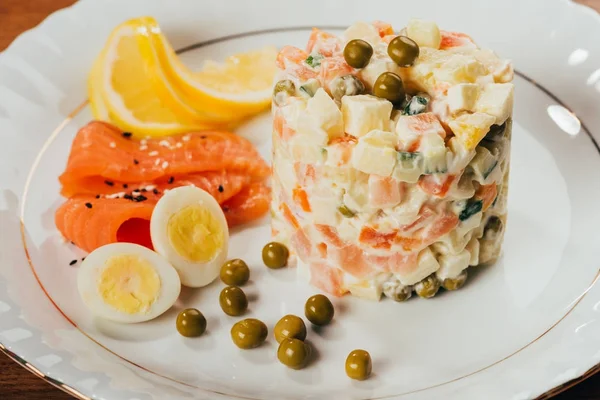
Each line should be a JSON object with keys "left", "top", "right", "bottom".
{"left": 104, "top": 180, "right": 114, "bottom": 186}
{"left": 85, "top": 202, "right": 93, "bottom": 209}
{"left": 218, "top": 185, "right": 224, "bottom": 193}
{"left": 70, "top": 241, "right": 75, "bottom": 245}
{"left": 133, "top": 159, "right": 139, "bottom": 165}
{"left": 124, "top": 194, "right": 133, "bottom": 200}
{"left": 122, "top": 132, "right": 132, "bottom": 138}
{"left": 123, "top": 184, "right": 128, "bottom": 189}
{"left": 168, "top": 176, "right": 174, "bottom": 184}
{"left": 133, "top": 195, "right": 148, "bottom": 202}
{"left": 95, "top": 195, "right": 100, "bottom": 199}
{"left": 153, "top": 189, "right": 159, "bottom": 195}
{"left": 69, "top": 259, "right": 77, "bottom": 266}
{"left": 200, "top": 135, "right": 207, "bottom": 139}
{"left": 141, "top": 188, "right": 147, "bottom": 192}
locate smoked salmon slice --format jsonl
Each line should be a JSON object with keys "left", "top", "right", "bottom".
{"left": 56, "top": 181, "right": 271, "bottom": 252}
{"left": 59, "top": 121, "right": 269, "bottom": 197}
{"left": 221, "top": 182, "right": 271, "bottom": 227}
{"left": 55, "top": 121, "right": 272, "bottom": 253}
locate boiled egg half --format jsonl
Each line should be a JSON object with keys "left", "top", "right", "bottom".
{"left": 150, "top": 185, "right": 229, "bottom": 287}
{"left": 77, "top": 243, "right": 181, "bottom": 323}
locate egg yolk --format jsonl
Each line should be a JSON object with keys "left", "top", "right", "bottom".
{"left": 167, "top": 204, "right": 224, "bottom": 262}
{"left": 98, "top": 255, "right": 161, "bottom": 315}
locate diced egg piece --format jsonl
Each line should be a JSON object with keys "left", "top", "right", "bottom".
{"left": 77, "top": 243, "right": 181, "bottom": 323}
{"left": 150, "top": 186, "right": 229, "bottom": 287}
{"left": 448, "top": 112, "right": 496, "bottom": 150}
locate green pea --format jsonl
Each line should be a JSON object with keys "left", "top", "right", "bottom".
{"left": 274, "top": 315, "right": 307, "bottom": 343}
{"left": 305, "top": 294, "right": 334, "bottom": 326}
{"left": 219, "top": 286, "right": 248, "bottom": 316}
{"left": 442, "top": 270, "right": 468, "bottom": 291}
{"left": 277, "top": 338, "right": 311, "bottom": 370}
{"left": 262, "top": 242, "right": 289, "bottom": 269}
{"left": 373, "top": 72, "right": 405, "bottom": 103}
{"left": 176, "top": 308, "right": 207, "bottom": 337}
{"left": 344, "top": 39, "right": 373, "bottom": 69}
{"left": 345, "top": 349, "right": 372, "bottom": 380}
{"left": 231, "top": 318, "right": 268, "bottom": 349}
{"left": 387, "top": 35, "right": 420, "bottom": 67}
{"left": 414, "top": 274, "right": 441, "bottom": 299}
{"left": 220, "top": 259, "right": 250, "bottom": 286}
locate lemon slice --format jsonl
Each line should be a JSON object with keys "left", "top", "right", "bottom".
{"left": 90, "top": 18, "right": 222, "bottom": 137}
{"left": 148, "top": 19, "right": 277, "bottom": 121}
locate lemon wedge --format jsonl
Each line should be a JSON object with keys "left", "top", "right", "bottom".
{"left": 147, "top": 17, "right": 277, "bottom": 120}
{"left": 89, "top": 18, "right": 222, "bottom": 137}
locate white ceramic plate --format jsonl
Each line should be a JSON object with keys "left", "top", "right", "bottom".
{"left": 1, "top": 1, "right": 600, "bottom": 399}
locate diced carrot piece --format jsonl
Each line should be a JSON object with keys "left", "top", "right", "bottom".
{"left": 394, "top": 236, "right": 423, "bottom": 252}
{"left": 317, "top": 242, "right": 328, "bottom": 258}
{"left": 309, "top": 262, "right": 347, "bottom": 297}
{"left": 276, "top": 46, "right": 308, "bottom": 69}
{"left": 368, "top": 175, "right": 404, "bottom": 209}
{"left": 372, "top": 21, "right": 394, "bottom": 37}
{"left": 422, "top": 211, "right": 459, "bottom": 246}
{"left": 281, "top": 202, "right": 300, "bottom": 229}
{"left": 418, "top": 175, "right": 456, "bottom": 198}
{"left": 358, "top": 226, "right": 397, "bottom": 250}
{"left": 399, "top": 205, "right": 436, "bottom": 232}
{"left": 315, "top": 224, "right": 346, "bottom": 248}
{"left": 291, "top": 227, "right": 312, "bottom": 260}
{"left": 440, "top": 31, "right": 476, "bottom": 50}
{"left": 476, "top": 182, "right": 498, "bottom": 211}
{"left": 306, "top": 28, "right": 341, "bottom": 56}
{"left": 319, "top": 57, "right": 354, "bottom": 89}
{"left": 292, "top": 187, "right": 311, "bottom": 212}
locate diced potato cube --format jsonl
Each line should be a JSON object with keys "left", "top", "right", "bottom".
{"left": 359, "top": 57, "right": 402, "bottom": 90}
{"left": 342, "top": 95, "right": 393, "bottom": 137}
{"left": 310, "top": 195, "right": 342, "bottom": 226}
{"left": 343, "top": 21, "right": 381, "bottom": 46}
{"left": 436, "top": 250, "right": 471, "bottom": 280}
{"left": 475, "top": 83, "right": 514, "bottom": 125}
{"left": 434, "top": 55, "right": 487, "bottom": 85}
{"left": 406, "top": 19, "right": 442, "bottom": 49}
{"left": 351, "top": 130, "right": 398, "bottom": 176}
{"left": 448, "top": 112, "right": 496, "bottom": 150}
{"left": 303, "top": 88, "right": 344, "bottom": 138}
{"left": 397, "top": 247, "right": 440, "bottom": 285}
{"left": 447, "top": 83, "right": 480, "bottom": 113}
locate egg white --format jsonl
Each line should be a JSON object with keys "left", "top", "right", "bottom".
{"left": 77, "top": 243, "right": 181, "bottom": 323}
{"left": 150, "top": 186, "right": 229, "bottom": 287}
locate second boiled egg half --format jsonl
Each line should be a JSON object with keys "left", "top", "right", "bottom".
{"left": 150, "top": 185, "right": 229, "bottom": 287}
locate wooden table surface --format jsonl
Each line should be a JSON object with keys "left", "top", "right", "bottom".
{"left": 1, "top": 0, "right": 600, "bottom": 398}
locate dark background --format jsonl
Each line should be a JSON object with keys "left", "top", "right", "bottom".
{"left": 1, "top": 0, "right": 599, "bottom": 398}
